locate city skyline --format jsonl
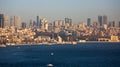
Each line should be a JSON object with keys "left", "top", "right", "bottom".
{"left": 0, "top": 0, "right": 120, "bottom": 23}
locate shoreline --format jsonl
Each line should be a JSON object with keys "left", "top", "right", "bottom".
{"left": 0, "top": 41, "right": 119, "bottom": 47}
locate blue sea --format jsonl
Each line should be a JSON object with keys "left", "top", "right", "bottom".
{"left": 0, "top": 42, "right": 120, "bottom": 67}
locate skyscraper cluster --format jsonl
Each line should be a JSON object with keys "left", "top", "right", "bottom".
{"left": 98, "top": 15, "right": 107, "bottom": 27}
{"left": 65, "top": 18, "right": 72, "bottom": 26}
{"left": 10, "top": 16, "right": 21, "bottom": 28}
{"left": 36, "top": 16, "right": 48, "bottom": 30}
{"left": 0, "top": 14, "right": 8, "bottom": 28}
{"left": 0, "top": 13, "right": 120, "bottom": 45}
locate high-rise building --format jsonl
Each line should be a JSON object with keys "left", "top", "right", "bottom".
{"left": 53, "top": 20, "right": 65, "bottom": 27}
{"left": 33, "top": 21, "right": 36, "bottom": 27}
{"left": 21, "top": 22, "right": 26, "bottom": 28}
{"left": 103, "top": 15, "right": 107, "bottom": 25}
{"left": 10, "top": 16, "right": 21, "bottom": 28}
{"left": 118, "top": 21, "right": 120, "bottom": 28}
{"left": 29, "top": 20, "right": 33, "bottom": 27}
{"left": 48, "top": 23, "right": 53, "bottom": 31}
{"left": 65, "top": 18, "right": 72, "bottom": 26}
{"left": 109, "top": 21, "right": 115, "bottom": 27}
{"left": 16, "top": 16, "right": 21, "bottom": 27}
{"left": 0, "top": 14, "right": 4, "bottom": 28}
{"left": 39, "top": 19, "right": 42, "bottom": 27}
{"left": 37, "top": 16, "right": 40, "bottom": 27}
{"left": 53, "top": 20, "right": 58, "bottom": 27}
{"left": 10, "top": 16, "right": 14, "bottom": 26}
{"left": 98, "top": 16, "right": 103, "bottom": 26}
{"left": 87, "top": 18, "right": 91, "bottom": 26}
{"left": 41, "top": 18, "right": 48, "bottom": 30}
{"left": 4, "top": 16, "right": 9, "bottom": 27}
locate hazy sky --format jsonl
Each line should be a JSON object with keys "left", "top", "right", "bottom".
{"left": 0, "top": 0, "right": 120, "bottom": 23}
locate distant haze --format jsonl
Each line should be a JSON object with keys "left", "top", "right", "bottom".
{"left": 0, "top": 0, "right": 120, "bottom": 23}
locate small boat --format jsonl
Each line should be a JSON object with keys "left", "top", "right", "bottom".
{"left": 47, "top": 64, "right": 53, "bottom": 67}
{"left": 51, "top": 52, "right": 54, "bottom": 56}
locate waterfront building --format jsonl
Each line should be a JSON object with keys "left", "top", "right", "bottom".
{"left": 110, "top": 35, "right": 119, "bottom": 42}
{"left": 58, "top": 36, "right": 63, "bottom": 43}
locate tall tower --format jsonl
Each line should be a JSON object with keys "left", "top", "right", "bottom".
{"left": 103, "top": 15, "right": 107, "bottom": 25}
{"left": 98, "top": 16, "right": 103, "bottom": 26}
{"left": 37, "top": 16, "right": 40, "bottom": 27}
{"left": 10, "top": 16, "right": 21, "bottom": 28}
{"left": 110, "top": 21, "right": 115, "bottom": 27}
{"left": 21, "top": 22, "right": 26, "bottom": 28}
{"left": 41, "top": 18, "right": 48, "bottom": 30}
{"left": 119, "top": 21, "right": 120, "bottom": 28}
{"left": 87, "top": 18, "right": 91, "bottom": 26}
{"left": 0, "top": 14, "right": 4, "bottom": 28}
{"left": 65, "top": 18, "right": 72, "bottom": 26}
{"left": 15, "top": 16, "right": 21, "bottom": 27}
{"left": 10, "top": 16, "right": 15, "bottom": 26}
{"left": 4, "top": 16, "right": 9, "bottom": 27}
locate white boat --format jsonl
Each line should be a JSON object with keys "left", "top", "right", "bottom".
{"left": 47, "top": 64, "right": 53, "bottom": 67}
{"left": 51, "top": 52, "right": 54, "bottom": 56}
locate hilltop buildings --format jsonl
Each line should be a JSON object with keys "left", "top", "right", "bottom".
{"left": 0, "top": 14, "right": 120, "bottom": 45}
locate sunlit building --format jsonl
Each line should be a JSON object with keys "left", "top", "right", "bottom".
{"left": 103, "top": 15, "right": 107, "bottom": 25}
{"left": 10, "top": 16, "right": 21, "bottom": 28}
{"left": 53, "top": 20, "right": 65, "bottom": 27}
{"left": 110, "top": 35, "right": 119, "bottom": 42}
{"left": 3, "top": 16, "right": 9, "bottom": 27}
{"left": 98, "top": 15, "right": 103, "bottom": 26}
{"left": 41, "top": 18, "right": 48, "bottom": 30}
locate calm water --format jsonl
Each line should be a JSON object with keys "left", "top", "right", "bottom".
{"left": 0, "top": 42, "right": 120, "bottom": 67}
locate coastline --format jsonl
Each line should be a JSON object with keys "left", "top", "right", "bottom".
{"left": 0, "top": 41, "right": 120, "bottom": 47}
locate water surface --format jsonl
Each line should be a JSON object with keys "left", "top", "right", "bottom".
{"left": 0, "top": 42, "right": 120, "bottom": 67}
